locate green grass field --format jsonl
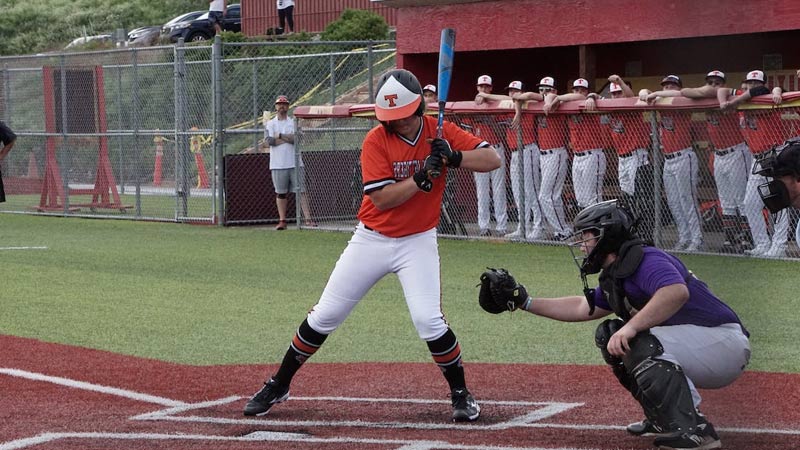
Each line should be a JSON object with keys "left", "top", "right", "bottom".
{"left": 2, "top": 214, "right": 798, "bottom": 372}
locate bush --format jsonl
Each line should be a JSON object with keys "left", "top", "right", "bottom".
{"left": 320, "top": 9, "right": 389, "bottom": 42}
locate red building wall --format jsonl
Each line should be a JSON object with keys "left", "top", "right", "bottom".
{"left": 242, "top": 0, "right": 396, "bottom": 36}
{"left": 393, "top": 0, "right": 800, "bottom": 103}
{"left": 395, "top": 0, "right": 800, "bottom": 55}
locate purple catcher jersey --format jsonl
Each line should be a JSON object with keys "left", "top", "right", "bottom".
{"left": 594, "top": 247, "right": 747, "bottom": 334}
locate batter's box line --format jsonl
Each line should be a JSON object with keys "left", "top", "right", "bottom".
{"left": 0, "top": 431, "right": 602, "bottom": 450}
{"left": 132, "top": 395, "right": 584, "bottom": 430}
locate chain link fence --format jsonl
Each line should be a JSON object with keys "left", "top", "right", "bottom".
{"left": 0, "top": 39, "right": 395, "bottom": 222}
{"left": 284, "top": 101, "right": 799, "bottom": 259}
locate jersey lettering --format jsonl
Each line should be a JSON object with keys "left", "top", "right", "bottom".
{"left": 611, "top": 118, "right": 625, "bottom": 134}
{"left": 393, "top": 159, "right": 424, "bottom": 179}
{"left": 661, "top": 116, "right": 675, "bottom": 132}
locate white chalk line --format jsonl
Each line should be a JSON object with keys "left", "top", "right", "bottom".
{"left": 0, "top": 431, "right": 599, "bottom": 450}
{"left": 2, "top": 366, "right": 799, "bottom": 450}
{"left": 0, "top": 246, "right": 48, "bottom": 251}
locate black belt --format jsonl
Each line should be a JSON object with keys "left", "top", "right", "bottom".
{"left": 619, "top": 151, "right": 635, "bottom": 158}
{"left": 715, "top": 148, "right": 735, "bottom": 156}
{"left": 364, "top": 224, "right": 380, "bottom": 234}
{"left": 540, "top": 150, "right": 554, "bottom": 155}
{"left": 664, "top": 151, "right": 683, "bottom": 160}
{"left": 574, "top": 151, "right": 595, "bottom": 157}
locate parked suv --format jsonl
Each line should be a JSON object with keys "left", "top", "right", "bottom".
{"left": 167, "top": 4, "right": 241, "bottom": 42}
{"left": 160, "top": 11, "right": 205, "bottom": 38}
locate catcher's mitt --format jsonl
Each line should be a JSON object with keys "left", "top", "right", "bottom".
{"left": 478, "top": 268, "right": 529, "bottom": 314}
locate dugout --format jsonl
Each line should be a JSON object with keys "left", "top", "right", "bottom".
{"left": 370, "top": 0, "right": 800, "bottom": 98}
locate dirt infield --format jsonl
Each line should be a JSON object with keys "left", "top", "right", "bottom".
{"left": 1, "top": 335, "right": 798, "bottom": 450}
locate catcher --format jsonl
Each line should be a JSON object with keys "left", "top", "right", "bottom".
{"left": 478, "top": 199, "right": 750, "bottom": 450}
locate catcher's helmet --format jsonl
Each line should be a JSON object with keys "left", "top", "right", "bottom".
{"left": 569, "top": 199, "right": 637, "bottom": 275}
{"left": 374, "top": 69, "right": 425, "bottom": 121}
{"left": 753, "top": 137, "right": 800, "bottom": 212}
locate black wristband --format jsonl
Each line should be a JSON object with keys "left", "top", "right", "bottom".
{"left": 448, "top": 150, "right": 463, "bottom": 168}
{"left": 413, "top": 170, "right": 433, "bottom": 192}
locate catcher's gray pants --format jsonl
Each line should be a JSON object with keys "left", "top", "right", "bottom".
{"left": 650, "top": 323, "right": 750, "bottom": 409}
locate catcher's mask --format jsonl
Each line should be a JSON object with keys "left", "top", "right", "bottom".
{"left": 374, "top": 69, "right": 425, "bottom": 124}
{"left": 568, "top": 199, "right": 638, "bottom": 276}
{"left": 753, "top": 137, "right": 800, "bottom": 213}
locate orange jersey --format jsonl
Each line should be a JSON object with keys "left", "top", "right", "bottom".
{"left": 459, "top": 115, "right": 502, "bottom": 144}
{"left": 608, "top": 112, "right": 650, "bottom": 155}
{"left": 741, "top": 109, "right": 792, "bottom": 154}
{"left": 568, "top": 114, "right": 609, "bottom": 152}
{"left": 536, "top": 114, "right": 568, "bottom": 150}
{"left": 503, "top": 113, "right": 537, "bottom": 149}
{"left": 659, "top": 112, "right": 693, "bottom": 154}
{"left": 706, "top": 110, "right": 745, "bottom": 150}
{"left": 358, "top": 115, "right": 486, "bottom": 237}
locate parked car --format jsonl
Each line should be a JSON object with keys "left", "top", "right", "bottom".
{"left": 167, "top": 4, "right": 241, "bottom": 42}
{"left": 127, "top": 26, "right": 161, "bottom": 46}
{"left": 160, "top": 10, "right": 205, "bottom": 37}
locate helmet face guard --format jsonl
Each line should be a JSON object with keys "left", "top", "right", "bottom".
{"left": 753, "top": 138, "right": 800, "bottom": 213}
{"left": 568, "top": 199, "right": 637, "bottom": 276}
{"left": 568, "top": 227, "right": 606, "bottom": 275}
{"left": 757, "top": 180, "right": 791, "bottom": 213}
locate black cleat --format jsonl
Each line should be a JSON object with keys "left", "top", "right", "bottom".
{"left": 654, "top": 421, "right": 721, "bottom": 450}
{"left": 451, "top": 388, "right": 480, "bottom": 422}
{"left": 243, "top": 378, "right": 289, "bottom": 416}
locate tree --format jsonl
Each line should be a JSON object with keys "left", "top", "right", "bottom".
{"left": 320, "top": 9, "right": 390, "bottom": 42}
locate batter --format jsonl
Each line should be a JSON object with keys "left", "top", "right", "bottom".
{"left": 243, "top": 68, "right": 501, "bottom": 422}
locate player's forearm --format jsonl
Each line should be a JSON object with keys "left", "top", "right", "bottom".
{"left": 680, "top": 85, "right": 716, "bottom": 99}
{"left": 477, "top": 93, "right": 510, "bottom": 101}
{"left": 556, "top": 93, "right": 587, "bottom": 102}
{"left": 367, "top": 178, "right": 424, "bottom": 211}
{"left": 458, "top": 146, "right": 500, "bottom": 172}
{"left": 0, "top": 142, "right": 14, "bottom": 160}
{"left": 626, "top": 283, "right": 689, "bottom": 333}
{"left": 525, "top": 295, "right": 602, "bottom": 322}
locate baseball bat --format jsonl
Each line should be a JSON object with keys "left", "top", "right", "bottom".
{"left": 430, "top": 28, "right": 456, "bottom": 179}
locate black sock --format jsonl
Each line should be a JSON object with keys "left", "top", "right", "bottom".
{"left": 273, "top": 319, "right": 327, "bottom": 386}
{"left": 426, "top": 328, "right": 466, "bottom": 391}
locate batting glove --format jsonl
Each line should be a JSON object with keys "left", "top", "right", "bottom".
{"left": 430, "top": 138, "right": 463, "bottom": 168}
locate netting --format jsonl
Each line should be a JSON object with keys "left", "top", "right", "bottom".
{"left": 280, "top": 96, "right": 800, "bottom": 259}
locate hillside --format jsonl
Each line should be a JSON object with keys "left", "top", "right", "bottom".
{"left": 1, "top": 0, "right": 206, "bottom": 56}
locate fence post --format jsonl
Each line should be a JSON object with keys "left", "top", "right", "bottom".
{"left": 59, "top": 54, "right": 70, "bottom": 213}
{"left": 174, "top": 38, "right": 190, "bottom": 218}
{"left": 2, "top": 64, "right": 9, "bottom": 122}
{"left": 116, "top": 62, "right": 125, "bottom": 194}
{"left": 213, "top": 35, "right": 224, "bottom": 225}
{"left": 132, "top": 47, "right": 142, "bottom": 216}
{"left": 367, "top": 41, "right": 374, "bottom": 103}
{"left": 649, "top": 111, "right": 663, "bottom": 247}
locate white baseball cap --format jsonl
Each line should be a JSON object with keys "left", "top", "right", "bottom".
{"left": 423, "top": 84, "right": 437, "bottom": 93}
{"left": 705, "top": 70, "right": 726, "bottom": 82}
{"left": 477, "top": 75, "right": 492, "bottom": 86}
{"left": 573, "top": 78, "right": 589, "bottom": 89}
{"left": 537, "top": 76, "right": 555, "bottom": 88}
{"left": 609, "top": 82, "right": 623, "bottom": 93}
{"left": 745, "top": 70, "right": 765, "bottom": 82}
{"left": 506, "top": 80, "right": 523, "bottom": 90}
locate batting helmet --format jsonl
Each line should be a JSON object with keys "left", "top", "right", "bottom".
{"left": 570, "top": 200, "right": 638, "bottom": 275}
{"left": 374, "top": 69, "right": 424, "bottom": 121}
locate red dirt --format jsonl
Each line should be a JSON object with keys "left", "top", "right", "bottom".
{"left": 1, "top": 335, "right": 798, "bottom": 450}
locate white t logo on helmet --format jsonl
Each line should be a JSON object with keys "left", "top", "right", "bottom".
{"left": 375, "top": 75, "right": 422, "bottom": 121}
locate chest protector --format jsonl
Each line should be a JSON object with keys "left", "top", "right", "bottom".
{"left": 597, "top": 239, "right": 646, "bottom": 321}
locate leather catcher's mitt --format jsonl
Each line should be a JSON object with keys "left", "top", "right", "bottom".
{"left": 478, "top": 268, "right": 529, "bottom": 314}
